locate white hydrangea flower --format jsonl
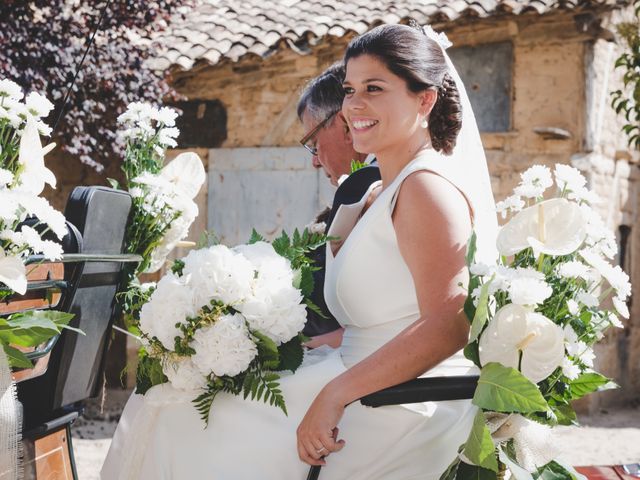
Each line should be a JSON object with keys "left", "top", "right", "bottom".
{"left": 25, "top": 92, "right": 54, "bottom": 118}
{"left": 162, "top": 356, "right": 208, "bottom": 392}
{"left": 182, "top": 245, "right": 254, "bottom": 308}
{"left": 508, "top": 277, "right": 552, "bottom": 306}
{"left": 235, "top": 242, "right": 306, "bottom": 344}
{"left": 561, "top": 357, "right": 581, "bottom": 380}
{"left": 139, "top": 272, "right": 196, "bottom": 350}
{"left": 554, "top": 164, "right": 586, "bottom": 193}
{"left": 191, "top": 313, "right": 258, "bottom": 377}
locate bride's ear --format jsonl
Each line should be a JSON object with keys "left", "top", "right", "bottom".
{"left": 419, "top": 89, "right": 438, "bottom": 117}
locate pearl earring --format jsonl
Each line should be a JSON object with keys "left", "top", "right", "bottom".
{"left": 420, "top": 117, "right": 429, "bottom": 129}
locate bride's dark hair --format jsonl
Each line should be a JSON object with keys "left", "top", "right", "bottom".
{"left": 344, "top": 24, "right": 462, "bottom": 155}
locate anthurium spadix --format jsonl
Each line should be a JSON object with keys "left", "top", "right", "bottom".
{"left": 479, "top": 304, "right": 565, "bottom": 384}
{"left": 496, "top": 198, "right": 587, "bottom": 257}
{"left": 17, "top": 115, "right": 57, "bottom": 195}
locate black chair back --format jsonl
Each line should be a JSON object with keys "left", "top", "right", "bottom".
{"left": 18, "top": 186, "right": 132, "bottom": 427}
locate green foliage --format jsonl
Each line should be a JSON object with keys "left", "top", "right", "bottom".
{"left": 456, "top": 462, "right": 498, "bottom": 480}
{"left": 473, "top": 363, "right": 549, "bottom": 414}
{"left": 568, "top": 372, "right": 613, "bottom": 399}
{"left": 463, "top": 410, "right": 499, "bottom": 472}
{"left": 196, "top": 230, "right": 221, "bottom": 248}
{"left": 171, "top": 259, "right": 185, "bottom": 276}
{"left": 0, "top": 310, "right": 79, "bottom": 368}
{"left": 276, "top": 334, "right": 305, "bottom": 373}
{"left": 469, "top": 277, "right": 493, "bottom": 342}
{"left": 135, "top": 351, "right": 167, "bottom": 395}
{"left": 350, "top": 159, "right": 368, "bottom": 173}
{"left": 611, "top": 0, "right": 640, "bottom": 150}
{"left": 533, "top": 461, "right": 579, "bottom": 480}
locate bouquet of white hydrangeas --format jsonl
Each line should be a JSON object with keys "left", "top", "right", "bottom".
{"left": 442, "top": 164, "right": 630, "bottom": 480}
{"left": 134, "top": 229, "right": 327, "bottom": 425}
{"left": 0, "top": 78, "right": 76, "bottom": 368}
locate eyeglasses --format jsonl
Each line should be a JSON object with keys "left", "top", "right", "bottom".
{"left": 299, "top": 110, "right": 339, "bottom": 156}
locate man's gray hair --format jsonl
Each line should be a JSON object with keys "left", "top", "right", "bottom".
{"left": 297, "top": 62, "right": 345, "bottom": 123}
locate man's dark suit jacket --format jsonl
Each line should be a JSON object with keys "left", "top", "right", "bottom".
{"left": 303, "top": 165, "right": 382, "bottom": 337}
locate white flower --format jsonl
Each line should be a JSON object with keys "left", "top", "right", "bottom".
{"left": 16, "top": 194, "right": 67, "bottom": 239}
{"left": 556, "top": 260, "right": 592, "bottom": 281}
{"left": 567, "top": 299, "right": 580, "bottom": 316}
{"left": 568, "top": 186, "right": 600, "bottom": 205}
{"left": 160, "top": 152, "right": 205, "bottom": 199}
{"left": 162, "top": 356, "right": 208, "bottom": 391}
{"left": 496, "top": 194, "right": 525, "bottom": 219}
{"left": 608, "top": 312, "right": 624, "bottom": 329}
{"left": 0, "top": 168, "right": 13, "bottom": 187}
{"left": 158, "top": 127, "right": 179, "bottom": 147}
{"left": 191, "top": 313, "right": 258, "bottom": 377}
{"left": 139, "top": 272, "right": 196, "bottom": 350}
{"left": 515, "top": 165, "right": 553, "bottom": 198}
{"left": 496, "top": 198, "right": 587, "bottom": 257}
{"left": 561, "top": 357, "right": 581, "bottom": 380}
{"left": 25, "top": 92, "right": 54, "bottom": 118}
{"left": 0, "top": 79, "right": 24, "bottom": 100}
{"left": 0, "top": 249, "right": 27, "bottom": 294}
{"left": 577, "top": 291, "right": 599, "bottom": 308}
{"left": 306, "top": 221, "right": 326, "bottom": 235}
{"left": 154, "top": 106, "right": 179, "bottom": 126}
{"left": 612, "top": 296, "right": 629, "bottom": 319}
{"left": 17, "top": 115, "right": 57, "bottom": 195}
{"left": 563, "top": 325, "right": 595, "bottom": 367}
{"left": 554, "top": 164, "right": 586, "bottom": 193}
{"left": 9, "top": 225, "right": 62, "bottom": 260}
{"left": 145, "top": 207, "right": 197, "bottom": 273}
{"left": 580, "top": 249, "right": 631, "bottom": 299}
{"left": 235, "top": 242, "right": 307, "bottom": 344}
{"left": 469, "top": 262, "right": 491, "bottom": 276}
{"left": 508, "top": 277, "right": 552, "bottom": 306}
{"left": 182, "top": 245, "right": 254, "bottom": 307}
{"left": 479, "top": 304, "right": 565, "bottom": 383}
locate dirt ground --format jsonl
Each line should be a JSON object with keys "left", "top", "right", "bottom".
{"left": 71, "top": 389, "right": 640, "bottom": 480}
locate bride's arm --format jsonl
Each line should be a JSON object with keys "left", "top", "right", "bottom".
{"left": 304, "top": 328, "right": 345, "bottom": 349}
{"left": 297, "top": 171, "right": 472, "bottom": 465}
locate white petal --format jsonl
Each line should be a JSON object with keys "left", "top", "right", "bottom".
{"left": 17, "top": 115, "right": 57, "bottom": 194}
{"left": 520, "top": 312, "right": 565, "bottom": 383}
{"left": 497, "top": 198, "right": 587, "bottom": 256}
{"left": 0, "top": 253, "right": 27, "bottom": 294}
{"left": 479, "top": 304, "right": 529, "bottom": 369}
{"left": 160, "top": 152, "right": 205, "bottom": 199}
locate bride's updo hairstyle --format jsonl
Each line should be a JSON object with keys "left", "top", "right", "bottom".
{"left": 344, "top": 23, "right": 462, "bottom": 155}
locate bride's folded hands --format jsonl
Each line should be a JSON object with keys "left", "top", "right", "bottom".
{"left": 304, "top": 327, "right": 345, "bottom": 349}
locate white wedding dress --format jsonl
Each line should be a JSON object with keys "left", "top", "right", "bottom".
{"left": 101, "top": 149, "right": 497, "bottom": 480}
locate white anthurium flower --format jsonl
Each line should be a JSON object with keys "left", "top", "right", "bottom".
{"left": 0, "top": 249, "right": 27, "bottom": 294}
{"left": 479, "top": 304, "right": 565, "bottom": 384}
{"left": 160, "top": 152, "right": 206, "bottom": 199}
{"left": 496, "top": 198, "right": 587, "bottom": 257}
{"left": 17, "top": 115, "right": 57, "bottom": 195}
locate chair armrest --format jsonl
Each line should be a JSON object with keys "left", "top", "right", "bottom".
{"left": 22, "top": 411, "right": 80, "bottom": 438}
{"left": 359, "top": 375, "right": 479, "bottom": 408}
{"left": 26, "top": 253, "right": 143, "bottom": 265}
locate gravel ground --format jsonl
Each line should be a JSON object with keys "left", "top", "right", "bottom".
{"left": 71, "top": 389, "right": 640, "bottom": 480}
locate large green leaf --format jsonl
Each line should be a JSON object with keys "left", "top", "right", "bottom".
{"left": 533, "top": 461, "right": 579, "bottom": 480}
{"left": 0, "top": 310, "right": 79, "bottom": 347}
{"left": 463, "top": 409, "right": 498, "bottom": 472}
{"left": 2, "top": 344, "right": 33, "bottom": 368}
{"left": 473, "top": 363, "right": 549, "bottom": 413}
{"left": 466, "top": 231, "right": 478, "bottom": 266}
{"left": 569, "top": 372, "right": 614, "bottom": 399}
{"left": 456, "top": 462, "right": 498, "bottom": 480}
{"left": 252, "top": 329, "right": 280, "bottom": 370}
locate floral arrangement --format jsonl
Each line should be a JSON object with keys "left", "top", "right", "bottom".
{"left": 134, "top": 229, "right": 327, "bottom": 425}
{"left": 443, "top": 164, "right": 630, "bottom": 479}
{"left": 113, "top": 102, "right": 205, "bottom": 324}
{"left": 0, "top": 79, "right": 76, "bottom": 368}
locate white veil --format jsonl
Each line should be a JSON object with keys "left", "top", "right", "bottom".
{"left": 422, "top": 26, "right": 499, "bottom": 266}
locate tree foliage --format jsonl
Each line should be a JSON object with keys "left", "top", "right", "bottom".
{"left": 0, "top": 0, "right": 190, "bottom": 171}
{"left": 611, "top": 0, "right": 640, "bottom": 150}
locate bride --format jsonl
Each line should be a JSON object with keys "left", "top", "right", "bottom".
{"left": 102, "top": 23, "right": 498, "bottom": 480}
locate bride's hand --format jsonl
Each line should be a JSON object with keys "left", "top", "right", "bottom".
{"left": 296, "top": 385, "right": 346, "bottom": 466}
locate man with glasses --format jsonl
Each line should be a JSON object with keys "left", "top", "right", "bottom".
{"left": 297, "top": 63, "right": 381, "bottom": 344}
